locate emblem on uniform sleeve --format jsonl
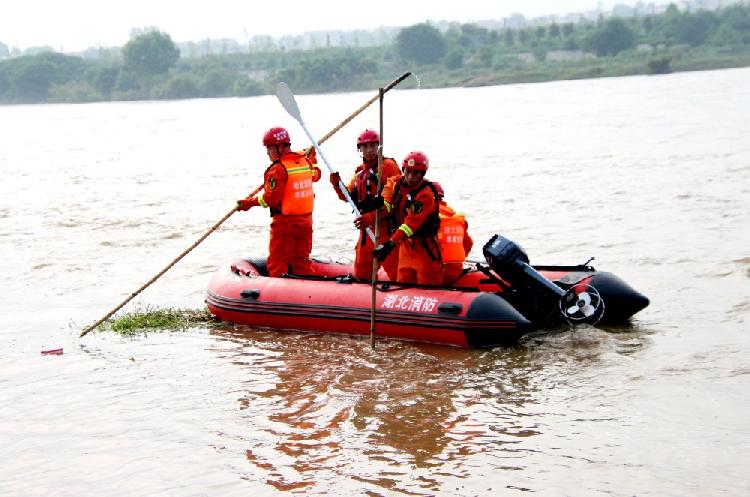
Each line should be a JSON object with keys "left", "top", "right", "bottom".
{"left": 412, "top": 200, "right": 423, "bottom": 213}
{"left": 269, "top": 178, "right": 276, "bottom": 190}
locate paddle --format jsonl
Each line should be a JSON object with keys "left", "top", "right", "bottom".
{"left": 276, "top": 82, "right": 378, "bottom": 243}
{"left": 370, "top": 87, "right": 386, "bottom": 348}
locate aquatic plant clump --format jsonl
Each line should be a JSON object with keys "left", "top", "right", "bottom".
{"left": 100, "top": 306, "right": 217, "bottom": 335}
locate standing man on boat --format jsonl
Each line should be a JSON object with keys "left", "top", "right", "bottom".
{"left": 356, "top": 151, "right": 443, "bottom": 285}
{"left": 433, "top": 182, "right": 474, "bottom": 286}
{"left": 237, "top": 127, "right": 321, "bottom": 277}
{"left": 329, "top": 129, "right": 401, "bottom": 280}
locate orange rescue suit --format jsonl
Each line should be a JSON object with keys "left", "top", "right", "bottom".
{"left": 382, "top": 176, "right": 443, "bottom": 285}
{"left": 341, "top": 158, "right": 401, "bottom": 280}
{"left": 438, "top": 202, "right": 473, "bottom": 285}
{"left": 257, "top": 151, "right": 320, "bottom": 277}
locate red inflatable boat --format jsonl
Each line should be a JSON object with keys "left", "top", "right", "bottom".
{"left": 206, "top": 257, "right": 532, "bottom": 347}
{"left": 206, "top": 234, "right": 649, "bottom": 347}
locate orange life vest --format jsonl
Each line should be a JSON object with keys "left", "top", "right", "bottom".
{"left": 280, "top": 153, "right": 315, "bottom": 215}
{"left": 438, "top": 203, "right": 467, "bottom": 263}
{"left": 352, "top": 157, "right": 398, "bottom": 212}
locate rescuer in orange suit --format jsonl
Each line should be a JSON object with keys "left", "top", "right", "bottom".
{"left": 329, "top": 129, "right": 401, "bottom": 280}
{"left": 433, "top": 182, "right": 474, "bottom": 286}
{"left": 237, "top": 127, "right": 321, "bottom": 277}
{"left": 356, "top": 151, "right": 443, "bottom": 285}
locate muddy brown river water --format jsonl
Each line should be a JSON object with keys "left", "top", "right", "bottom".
{"left": 1, "top": 67, "right": 748, "bottom": 496}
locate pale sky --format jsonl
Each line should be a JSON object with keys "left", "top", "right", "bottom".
{"left": 3, "top": 0, "right": 629, "bottom": 52}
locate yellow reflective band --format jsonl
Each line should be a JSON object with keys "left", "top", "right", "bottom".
{"left": 399, "top": 224, "right": 414, "bottom": 237}
{"left": 286, "top": 166, "right": 311, "bottom": 175}
{"left": 258, "top": 196, "right": 268, "bottom": 208}
{"left": 384, "top": 200, "right": 393, "bottom": 213}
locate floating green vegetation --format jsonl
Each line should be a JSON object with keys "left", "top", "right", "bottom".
{"left": 99, "top": 305, "right": 218, "bottom": 335}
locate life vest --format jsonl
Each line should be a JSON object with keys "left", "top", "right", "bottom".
{"left": 438, "top": 204, "right": 467, "bottom": 264}
{"left": 353, "top": 158, "right": 396, "bottom": 212}
{"left": 390, "top": 179, "right": 441, "bottom": 239}
{"left": 280, "top": 153, "right": 315, "bottom": 215}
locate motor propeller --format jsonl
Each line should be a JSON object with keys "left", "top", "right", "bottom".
{"left": 560, "top": 283, "right": 605, "bottom": 324}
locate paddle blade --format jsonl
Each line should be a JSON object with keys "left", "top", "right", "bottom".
{"left": 276, "top": 82, "right": 303, "bottom": 123}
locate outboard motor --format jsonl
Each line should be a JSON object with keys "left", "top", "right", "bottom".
{"left": 483, "top": 234, "right": 604, "bottom": 325}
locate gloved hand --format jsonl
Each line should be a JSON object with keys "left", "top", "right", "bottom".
{"left": 373, "top": 240, "right": 396, "bottom": 262}
{"left": 329, "top": 172, "right": 347, "bottom": 201}
{"left": 303, "top": 146, "right": 317, "bottom": 163}
{"left": 237, "top": 196, "right": 260, "bottom": 211}
{"left": 311, "top": 166, "right": 322, "bottom": 182}
{"left": 329, "top": 171, "right": 342, "bottom": 187}
{"left": 354, "top": 212, "right": 376, "bottom": 230}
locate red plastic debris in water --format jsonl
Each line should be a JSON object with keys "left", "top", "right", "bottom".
{"left": 41, "top": 348, "right": 63, "bottom": 356}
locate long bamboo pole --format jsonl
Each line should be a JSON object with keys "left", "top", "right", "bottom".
{"left": 370, "top": 87, "right": 385, "bottom": 348}
{"left": 79, "top": 205, "right": 242, "bottom": 337}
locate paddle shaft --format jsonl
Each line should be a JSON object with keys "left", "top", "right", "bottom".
{"left": 297, "top": 118, "right": 376, "bottom": 241}
{"left": 276, "top": 72, "right": 412, "bottom": 242}
{"left": 276, "top": 82, "right": 376, "bottom": 243}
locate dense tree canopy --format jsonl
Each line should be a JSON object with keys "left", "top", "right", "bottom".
{"left": 664, "top": 10, "right": 717, "bottom": 46}
{"left": 396, "top": 23, "right": 447, "bottom": 64}
{"left": 585, "top": 18, "right": 636, "bottom": 56}
{"left": 0, "top": 53, "right": 86, "bottom": 102}
{"left": 2, "top": 4, "right": 750, "bottom": 105}
{"left": 123, "top": 31, "right": 180, "bottom": 75}
{"left": 276, "top": 48, "right": 379, "bottom": 92}
{"left": 722, "top": 5, "right": 750, "bottom": 44}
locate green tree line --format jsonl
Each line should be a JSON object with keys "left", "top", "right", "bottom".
{"left": 1, "top": 3, "right": 749, "bottom": 104}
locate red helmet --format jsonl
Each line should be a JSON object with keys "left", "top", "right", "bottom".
{"left": 402, "top": 151, "right": 429, "bottom": 172}
{"left": 357, "top": 129, "right": 380, "bottom": 146}
{"left": 262, "top": 127, "right": 290, "bottom": 146}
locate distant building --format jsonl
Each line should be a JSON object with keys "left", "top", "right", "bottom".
{"left": 546, "top": 50, "right": 596, "bottom": 61}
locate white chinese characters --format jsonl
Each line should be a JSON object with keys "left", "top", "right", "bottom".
{"left": 380, "top": 294, "right": 438, "bottom": 312}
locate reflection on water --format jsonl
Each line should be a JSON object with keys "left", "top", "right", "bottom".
{"left": 206, "top": 324, "right": 652, "bottom": 494}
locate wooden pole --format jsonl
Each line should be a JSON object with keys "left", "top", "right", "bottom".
{"left": 317, "top": 72, "right": 410, "bottom": 146}
{"left": 370, "top": 87, "right": 385, "bottom": 349}
{"left": 79, "top": 203, "right": 243, "bottom": 337}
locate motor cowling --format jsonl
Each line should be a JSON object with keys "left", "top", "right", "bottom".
{"left": 483, "top": 234, "right": 564, "bottom": 299}
{"left": 483, "top": 234, "right": 604, "bottom": 325}
{"left": 483, "top": 234, "right": 530, "bottom": 277}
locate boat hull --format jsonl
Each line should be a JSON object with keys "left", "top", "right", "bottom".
{"left": 206, "top": 257, "right": 649, "bottom": 346}
{"left": 206, "top": 258, "right": 532, "bottom": 347}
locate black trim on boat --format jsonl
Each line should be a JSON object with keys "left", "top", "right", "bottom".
{"left": 588, "top": 272, "right": 650, "bottom": 324}
{"left": 206, "top": 290, "right": 525, "bottom": 333}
